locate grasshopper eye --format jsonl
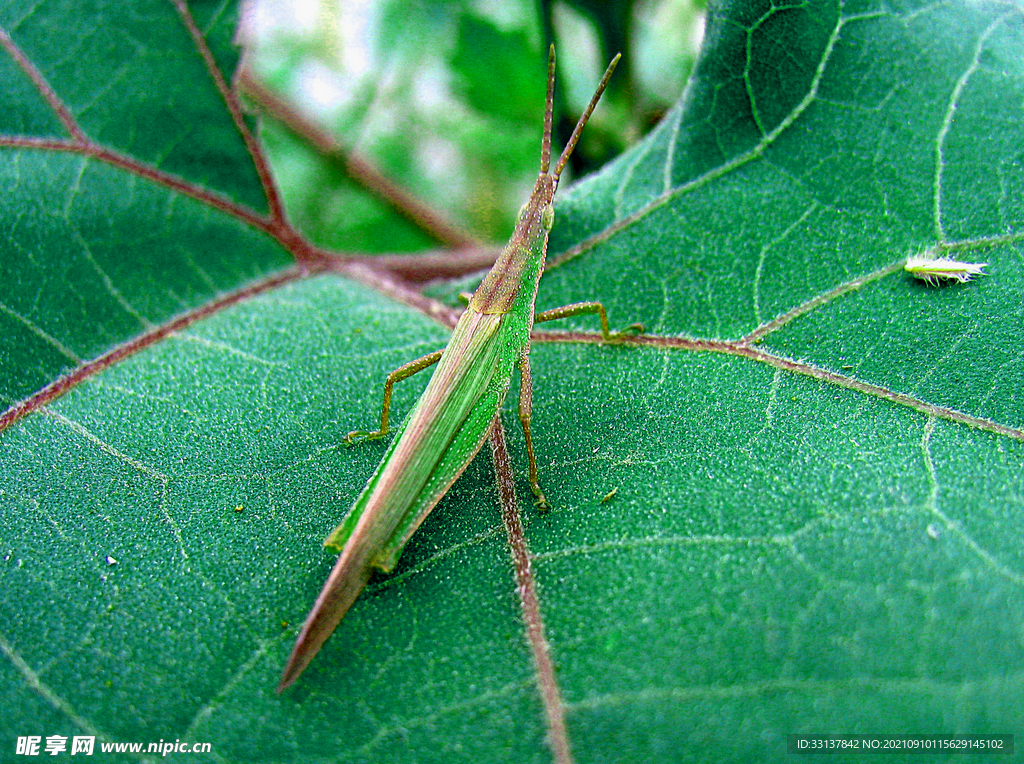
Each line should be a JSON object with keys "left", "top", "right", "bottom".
{"left": 541, "top": 205, "right": 554, "bottom": 231}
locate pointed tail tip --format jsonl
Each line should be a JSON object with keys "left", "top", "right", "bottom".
{"left": 274, "top": 542, "right": 377, "bottom": 694}
{"left": 277, "top": 634, "right": 322, "bottom": 694}
{"left": 277, "top": 636, "right": 317, "bottom": 694}
{"left": 276, "top": 664, "right": 297, "bottom": 694}
{"left": 276, "top": 656, "right": 305, "bottom": 694}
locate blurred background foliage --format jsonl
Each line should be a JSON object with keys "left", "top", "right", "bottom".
{"left": 240, "top": 0, "right": 706, "bottom": 254}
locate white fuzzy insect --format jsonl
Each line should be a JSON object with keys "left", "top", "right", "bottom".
{"left": 905, "top": 255, "right": 988, "bottom": 286}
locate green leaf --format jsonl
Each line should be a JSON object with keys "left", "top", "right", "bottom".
{"left": 2, "top": 1, "right": 1023, "bottom": 762}
{"left": 248, "top": 0, "right": 548, "bottom": 250}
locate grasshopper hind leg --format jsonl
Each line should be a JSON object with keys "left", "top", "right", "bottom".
{"left": 516, "top": 353, "right": 550, "bottom": 512}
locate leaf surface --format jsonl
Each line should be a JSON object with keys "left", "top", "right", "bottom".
{"left": 2, "top": 1, "right": 1023, "bottom": 762}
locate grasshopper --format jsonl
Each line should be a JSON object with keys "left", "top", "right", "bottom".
{"left": 279, "top": 46, "right": 640, "bottom": 691}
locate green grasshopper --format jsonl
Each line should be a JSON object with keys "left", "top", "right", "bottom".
{"left": 279, "top": 46, "right": 641, "bottom": 691}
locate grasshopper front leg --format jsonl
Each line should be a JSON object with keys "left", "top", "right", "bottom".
{"left": 343, "top": 349, "right": 444, "bottom": 444}
{"left": 534, "top": 301, "right": 644, "bottom": 341}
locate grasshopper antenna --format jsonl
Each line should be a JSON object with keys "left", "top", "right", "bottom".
{"left": 553, "top": 52, "right": 621, "bottom": 179}
{"left": 541, "top": 45, "right": 556, "bottom": 174}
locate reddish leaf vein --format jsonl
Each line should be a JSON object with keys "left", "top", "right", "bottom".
{"left": 490, "top": 416, "right": 574, "bottom": 764}
{"left": 0, "top": 26, "right": 85, "bottom": 141}
{"left": 0, "top": 266, "right": 315, "bottom": 433}
{"left": 170, "top": 0, "right": 286, "bottom": 225}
